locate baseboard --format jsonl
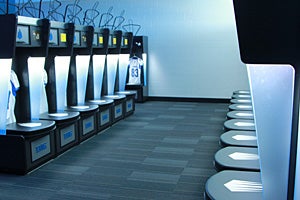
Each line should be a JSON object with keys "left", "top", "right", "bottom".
{"left": 147, "top": 96, "right": 230, "bottom": 103}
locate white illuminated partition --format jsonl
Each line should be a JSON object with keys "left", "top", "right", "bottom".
{"left": 142, "top": 53, "right": 147, "bottom": 86}
{"left": 92, "top": 55, "right": 106, "bottom": 98}
{"left": 28, "top": 57, "right": 45, "bottom": 121}
{"left": 0, "top": 59, "right": 12, "bottom": 135}
{"left": 107, "top": 54, "right": 119, "bottom": 95}
{"left": 75, "top": 55, "right": 90, "bottom": 104}
{"left": 55, "top": 56, "right": 70, "bottom": 111}
{"left": 247, "top": 64, "right": 294, "bottom": 200}
{"left": 118, "top": 54, "right": 130, "bottom": 91}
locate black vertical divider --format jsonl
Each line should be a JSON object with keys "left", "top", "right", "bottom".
{"left": 86, "top": 27, "right": 109, "bottom": 100}
{"left": 107, "top": 30, "right": 122, "bottom": 93}
{"left": 102, "top": 55, "right": 108, "bottom": 95}
{"left": 101, "top": 28, "right": 110, "bottom": 91}
{"left": 115, "top": 31, "right": 122, "bottom": 92}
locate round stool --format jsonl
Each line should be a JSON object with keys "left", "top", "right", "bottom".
{"left": 224, "top": 119, "right": 255, "bottom": 131}
{"left": 220, "top": 130, "right": 257, "bottom": 147}
{"left": 214, "top": 146, "right": 260, "bottom": 172}
{"left": 230, "top": 98, "right": 252, "bottom": 104}
{"left": 232, "top": 94, "right": 251, "bottom": 99}
{"left": 204, "top": 170, "right": 262, "bottom": 200}
{"left": 229, "top": 104, "right": 253, "bottom": 111}
{"left": 233, "top": 90, "right": 251, "bottom": 95}
{"left": 227, "top": 111, "right": 254, "bottom": 120}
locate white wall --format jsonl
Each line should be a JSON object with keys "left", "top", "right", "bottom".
{"left": 57, "top": 0, "right": 249, "bottom": 99}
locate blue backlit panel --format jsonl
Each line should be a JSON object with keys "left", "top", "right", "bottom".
{"left": 28, "top": 57, "right": 45, "bottom": 120}
{"left": 16, "top": 25, "right": 29, "bottom": 44}
{"left": 0, "top": 59, "right": 12, "bottom": 135}
{"left": 60, "top": 124, "right": 75, "bottom": 147}
{"left": 100, "top": 109, "right": 110, "bottom": 126}
{"left": 49, "top": 28, "right": 58, "bottom": 45}
{"left": 54, "top": 56, "right": 70, "bottom": 111}
{"left": 107, "top": 54, "right": 119, "bottom": 95}
{"left": 31, "top": 135, "right": 51, "bottom": 162}
{"left": 142, "top": 53, "right": 147, "bottom": 86}
{"left": 92, "top": 55, "right": 106, "bottom": 98}
{"left": 75, "top": 55, "right": 90, "bottom": 104}
{"left": 119, "top": 54, "right": 130, "bottom": 91}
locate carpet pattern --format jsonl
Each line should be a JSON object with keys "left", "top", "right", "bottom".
{"left": 0, "top": 101, "right": 228, "bottom": 200}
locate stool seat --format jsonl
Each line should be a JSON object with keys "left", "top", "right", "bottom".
{"left": 220, "top": 130, "right": 257, "bottom": 147}
{"left": 214, "top": 146, "right": 260, "bottom": 172}
{"left": 232, "top": 94, "right": 252, "bottom": 99}
{"left": 233, "top": 90, "right": 251, "bottom": 95}
{"left": 224, "top": 119, "right": 255, "bottom": 131}
{"left": 229, "top": 104, "right": 253, "bottom": 111}
{"left": 205, "top": 170, "right": 262, "bottom": 200}
{"left": 227, "top": 110, "right": 254, "bottom": 120}
{"left": 230, "top": 98, "right": 252, "bottom": 104}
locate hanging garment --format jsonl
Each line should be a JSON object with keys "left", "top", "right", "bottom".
{"left": 7, "top": 70, "right": 20, "bottom": 124}
{"left": 127, "top": 56, "right": 144, "bottom": 85}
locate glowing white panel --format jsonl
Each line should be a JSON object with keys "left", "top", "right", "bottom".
{"left": 71, "top": 105, "right": 89, "bottom": 109}
{"left": 55, "top": 56, "right": 70, "bottom": 111}
{"left": 92, "top": 55, "right": 106, "bottom": 98}
{"left": 28, "top": 57, "right": 45, "bottom": 121}
{"left": 234, "top": 121, "right": 255, "bottom": 127}
{"left": 229, "top": 152, "right": 259, "bottom": 160}
{"left": 237, "top": 105, "right": 252, "bottom": 109}
{"left": 89, "top": 100, "right": 106, "bottom": 103}
{"left": 107, "top": 54, "right": 119, "bottom": 95}
{"left": 0, "top": 59, "right": 12, "bottom": 135}
{"left": 247, "top": 64, "right": 294, "bottom": 200}
{"left": 119, "top": 54, "right": 130, "bottom": 91}
{"left": 75, "top": 55, "right": 90, "bottom": 104}
{"left": 105, "top": 95, "right": 120, "bottom": 99}
{"left": 118, "top": 91, "right": 130, "bottom": 94}
{"left": 237, "top": 94, "right": 251, "bottom": 98}
{"left": 142, "top": 53, "right": 147, "bottom": 86}
{"left": 236, "top": 112, "right": 253, "bottom": 117}
{"left": 232, "top": 135, "right": 257, "bottom": 141}
{"left": 48, "top": 113, "right": 68, "bottom": 117}
{"left": 237, "top": 99, "right": 251, "bottom": 103}
{"left": 224, "top": 180, "right": 262, "bottom": 192}
{"left": 18, "top": 122, "right": 42, "bottom": 127}
{"left": 237, "top": 90, "right": 251, "bottom": 94}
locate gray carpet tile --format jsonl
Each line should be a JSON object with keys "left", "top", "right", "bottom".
{"left": 0, "top": 101, "right": 228, "bottom": 200}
